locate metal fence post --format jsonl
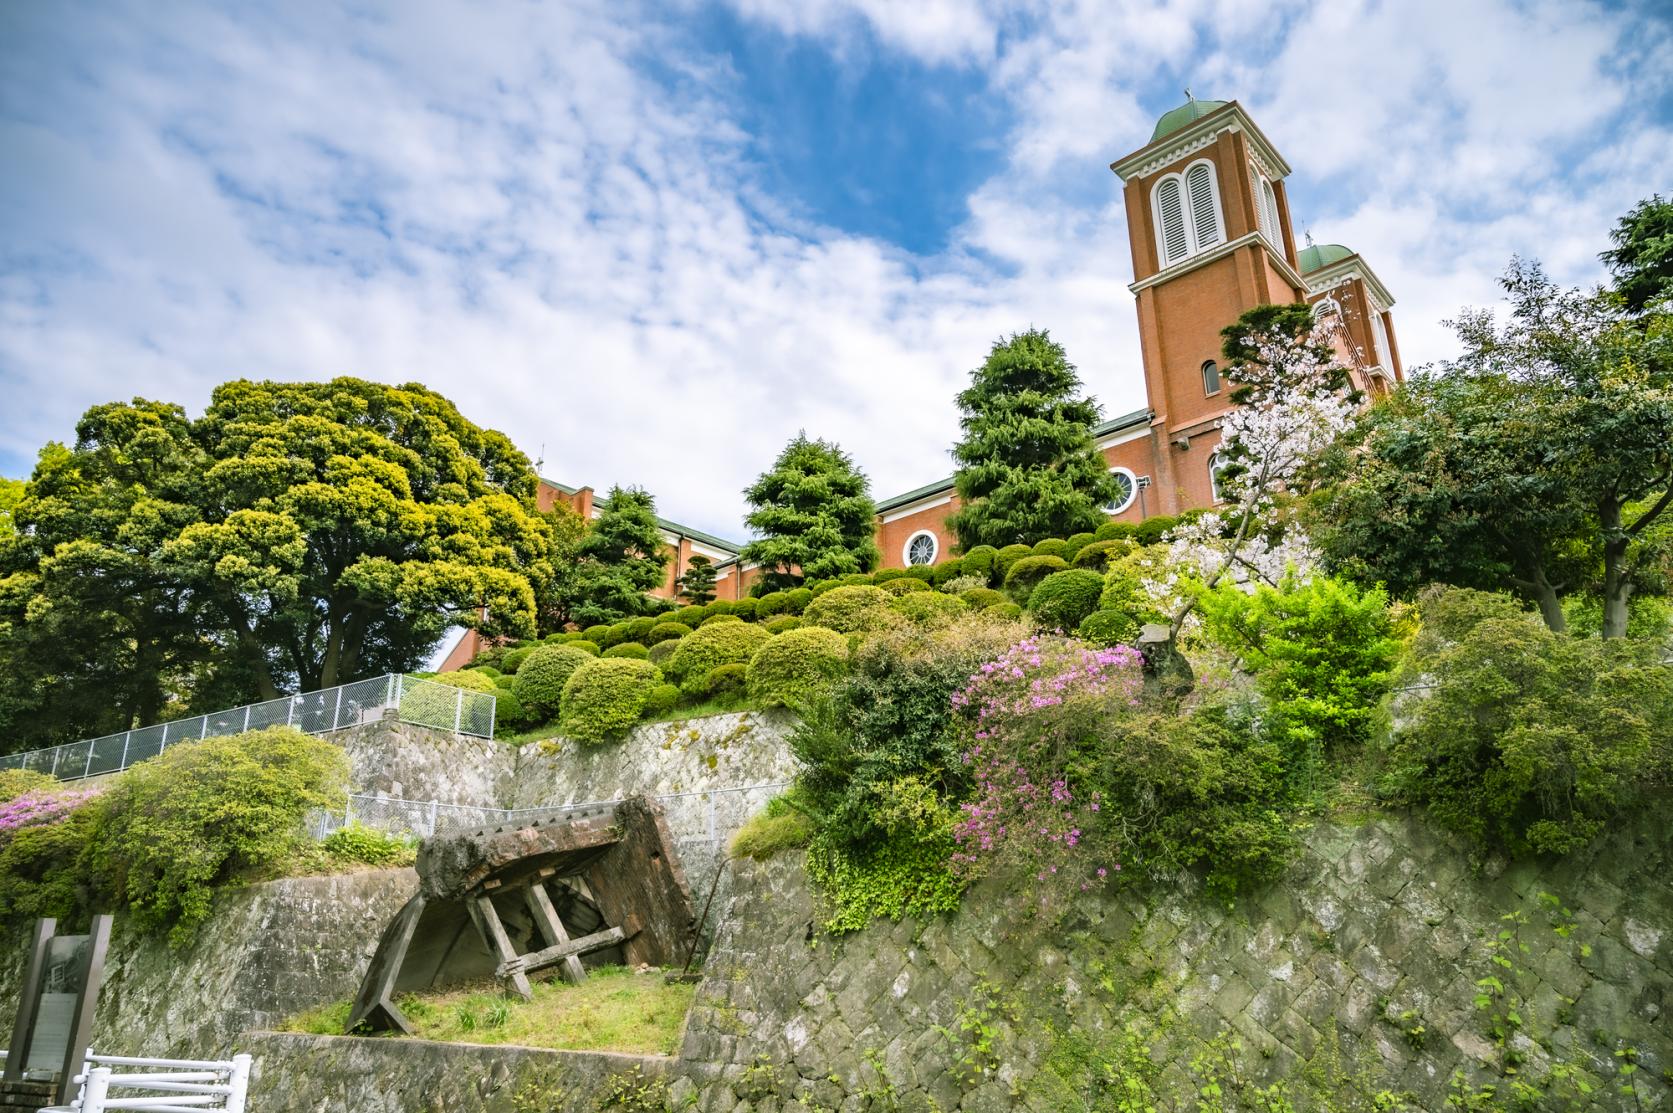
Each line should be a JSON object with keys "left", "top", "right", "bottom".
{"left": 243, "top": 705, "right": 251, "bottom": 732}
{"left": 159, "top": 721, "right": 169, "bottom": 754}
{"left": 227, "top": 1052, "right": 252, "bottom": 1113}
{"left": 487, "top": 693, "right": 497, "bottom": 739}
{"left": 50, "top": 746, "right": 61, "bottom": 778}
{"left": 285, "top": 698, "right": 294, "bottom": 727}
{"left": 200, "top": 714, "right": 209, "bottom": 740}
{"left": 83, "top": 741, "right": 94, "bottom": 780}
{"left": 79, "top": 1066, "right": 111, "bottom": 1113}
{"left": 428, "top": 799, "right": 439, "bottom": 838}
{"left": 332, "top": 684, "right": 344, "bottom": 731}
{"left": 454, "top": 687, "right": 464, "bottom": 734}
{"left": 119, "top": 731, "right": 131, "bottom": 771}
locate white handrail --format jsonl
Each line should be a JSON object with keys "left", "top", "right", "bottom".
{"left": 68, "top": 1053, "right": 250, "bottom": 1113}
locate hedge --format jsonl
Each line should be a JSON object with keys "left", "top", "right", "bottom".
{"left": 764, "top": 615, "right": 804, "bottom": 634}
{"left": 647, "top": 621, "right": 692, "bottom": 645}
{"left": 1095, "top": 520, "right": 1138, "bottom": 542}
{"left": 802, "top": 585, "right": 898, "bottom": 635}
{"left": 665, "top": 620, "right": 772, "bottom": 693}
{"left": 512, "top": 644, "right": 599, "bottom": 722}
{"left": 930, "top": 559, "right": 966, "bottom": 586}
{"left": 1003, "top": 554, "right": 1070, "bottom": 602}
{"left": 571, "top": 640, "right": 602, "bottom": 657}
{"left": 604, "top": 621, "right": 634, "bottom": 647}
{"left": 756, "top": 591, "right": 793, "bottom": 618}
{"left": 1064, "top": 532, "right": 1097, "bottom": 562}
{"left": 729, "top": 598, "right": 759, "bottom": 621}
{"left": 493, "top": 674, "right": 517, "bottom": 690}
{"left": 1133, "top": 515, "right": 1177, "bottom": 546}
{"left": 958, "top": 586, "right": 1008, "bottom": 610}
{"left": 889, "top": 591, "right": 969, "bottom": 626}
{"left": 491, "top": 687, "right": 532, "bottom": 729}
{"left": 810, "top": 573, "right": 875, "bottom": 597}
{"left": 1025, "top": 569, "right": 1106, "bottom": 631}
{"left": 747, "top": 626, "right": 850, "bottom": 709}
{"left": 879, "top": 578, "right": 932, "bottom": 596}
{"left": 701, "top": 613, "right": 743, "bottom": 626}
{"left": 1078, "top": 609, "right": 1141, "bottom": 647}
{"left": 624, "top": 617, "right": 658, "bottom": 643}
{"left": 604, "top": 642, "right": 649, "bottom": 659}
{"left": 643, "top": 683, "right": 680, "bottom": 718}
{"left": 467, "top": 665, "right": 502, "bottom": 679}
{"left": 559, "top": 658, "right": 664, "bottom": 745}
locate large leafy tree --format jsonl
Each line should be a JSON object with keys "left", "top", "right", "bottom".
{"left": 740, "top": 433, "right": 879, "bottom": 590}
{"left": 0, "top": 478, "right": 22, "bottom": 536}
{"left": 566, "top": 486, "right": 669, "bottom": 626}
{"left": 1602, "top": 194, "right": 1673, "bottom": 314}
{"left": 946, "top": 329, "right": 1119, "bottom": 549}
{"left": 0, "top": 379, "right": 555, "bottom": 749}
{"left": 1313, "top": 259, "right": 1673, "bottom": 637}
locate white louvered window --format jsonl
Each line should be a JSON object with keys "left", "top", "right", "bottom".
{"left": 1250, "top": 166, "right": 1274, "bottom": 242}
{"left": 1262, "top": 178, "right": 1282, "bottom": 248}
{"left": 1155, "top": 177, "right": 1189, "bottom": 265}
{"left": 1153, "top": 159, "right": 1223, "bottom": 268}
{"left": 1371, "top": 309, "right": 1393, "bottom": 370}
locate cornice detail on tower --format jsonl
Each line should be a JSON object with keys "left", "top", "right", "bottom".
{"left": 1110, "top": 101, "right": 1293, "bottom": 183}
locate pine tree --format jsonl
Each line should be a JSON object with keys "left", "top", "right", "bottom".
{"left": 740, "top": 433, "right": 880, "bottom": 590}
{"left": 567, "top": 486, "right": 670, "bottom": 626}
{"left": 946, "top": 329, "right": 1120, "bottom": 549}
{"left": 677, "top": 554, "right": 718, "bottom": 605}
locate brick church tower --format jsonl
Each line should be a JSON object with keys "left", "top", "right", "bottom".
{"left": 1109, "top": 96, "right": 1402, "bottom": 516}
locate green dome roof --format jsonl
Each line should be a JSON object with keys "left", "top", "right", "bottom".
{"left": 1297, "top": 243, "right": 1355, "bottom": 273}
{"left": 1150, "top": 97, "right": 1229, "bottom": 143}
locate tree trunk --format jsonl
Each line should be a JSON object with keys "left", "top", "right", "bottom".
{"left": 1511, "top": 560, "right": 1567, "bottom": 634}
{"left": 1600, "top": 501, "right": 1632, "bottom": 640}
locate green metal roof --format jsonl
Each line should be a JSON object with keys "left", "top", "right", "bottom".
{"left": 1297, "top": 243, "right": 1354, "bottom": 274}
{"left": 1090, "top": 407, "right": 1150, "bottom": 438}
{"left": 1150, "top": 98, "right": 1228, "bottom": 143}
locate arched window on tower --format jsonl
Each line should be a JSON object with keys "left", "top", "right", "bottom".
{"left": 1152, "top": 159, "right": 1223, "bottom": 267}
{"left": 1201, "top": 359, "right": 1221, "bottom": 396}
{"left": 1208, "top": 450, "right": 1232, "bottom": 504}
{"left": 1249, "top": 163, "right": 1283, "bottom": 250}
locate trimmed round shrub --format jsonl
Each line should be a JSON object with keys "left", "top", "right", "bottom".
{"left": 490, "top": 687, "right": 532, "bottom": 729}
{"left": 993, "top": 543, "right": 1034, "bottom": 582}
{"left": 665, "top": 620, "right": 773, "bottom": 693}
{"left": 559, "top": 658, "right": 664, "bottom": 745}
{"left": 604, "top": 642, "right": 649, "bottom": 659}
{"left": 512, "top": 644, "right": 598, "bottom": 722}
{"left": 959, "top": 586, "right": 1008, "bottom": 610}
{"left": 582, "top": 625, "right": 612, "bottom": 646}
{"left": 1025, "top": 569, "right": 1106, "bottom": 631}
{"left": 960, "top": 545, "right": 998, "bottom": 583}
{"left": 802, "top": 585, "right": 898, "bottom": 635}
{"left": 647, "top": 621, "right": 692, "bottom": 646}
{"left": 701, "top": 613, "right": 743, "bottom": 626}
{"left": 466, "top": 664, "right": 502, "bottom": 679}
{"left": 785, "top": 588, "right": 814, "bottom": 615}
{"left": 1064, "top": 532, "right": 1097, "bottom": 562}
{"left": 501, "top": 647, "right": 535, "bottom": 675}
{"left": 542, "top": 633, "right": 568, "bottom": 644}
{"left": 903, "top": 565, "right": 934, "bottom": 583}
{"left": 1031, "top": 538, "right": 1070, "bottom": 559}
{"left": 643, "top": 683, "right": 680, "bottom": 718}
{"left": 984, "top": 601, "right": 1024, "bottom": 620}
{"left": 672, "top": 606, "right": 707, "bottom": 628}
{"left": 756, "top": 591, "right": 792, "bottom": 618}
{"left": 729, "top": 598, "right": 759, "bottom": 621}
{"left": 604, "top": 621, "right": 634, "bottom": 648}
{"left": 1133, "top": 515, "right": 1178, "bottom": 546}
{"left": 1072, "top": 538, "right": 1131, "bottom": 571}
{"left": 570, "top": 639, "right": 602, "bottom": 657}
{"left": 494, "top": 673, "right": 517, "bottom": 690}
{"left": 764, "top": 615, "right": 804, "bottom": 634}
{"left": 1095, "top": 520, "right": 1138, "bottom": 542}
{"left": 558, "top": 631, "right": 590, "bottom": 643}
{"left": 1078, "top": 609, "right": 1141, "bottom": 647}
{"left": 879, "top": 577, "right": 931, "bottom": 596}
{"left": 810, "top": 573, "right": 874, "bottom": 597}
{"left": 468, "top": 646, "right": 509, "bottom": 671}
{"left": 624, "top": 616, "right": 658, "bottom": 643}
{"left": 698, "top": 663, "right": 749, "bottom": 703}
{"left": 889, "top": 591, "right": 969, "bottom": 626}
{"left": 0, "top": 769, "right": 57, "bottom": 804}
{"left": 1003, "top": 554, "right": 1070, "bottom": 602}
{"left": 747, "top": 626, "right": 850, "bottom": 709}
{"left": 648, "top": 639, "right": 680, "bottom": 667}
{"left": 873, "top": 568, "right": 909, "bottom": 584}
{"left": 930, "top": 559, "right": 966, "bottom": 586}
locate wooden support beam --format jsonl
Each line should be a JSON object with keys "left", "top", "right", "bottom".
{"left": 472, "top": 895, "right": 532, "bottom": 1001}
{"left": 502, "top": 927, "right": 625, "bottom": 980}
{"left": 524, "top": 882, "right": 587, "bottom": 985}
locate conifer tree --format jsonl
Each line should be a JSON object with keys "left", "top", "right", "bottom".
{"left": 946, "top": 329, "right": 1119, "bottom": 549}
{"left": 567, "top": 486, "right": 670, "bottom": 626}
{"left": 740, "top": 433, "right": 879, "bottom": 590}
{"left": 677, "top": 554, "right": 718, "bottom": 604}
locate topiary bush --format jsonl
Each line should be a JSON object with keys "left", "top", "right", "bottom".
{"left": 747, "top": 626, "right": 851, "bottom": 709}
{"left": 647, "top": 621, "right": 692, "bottom": 646}
{"left": 1026, "top": 569, "right": 1106, "bottom": 632}
{"left": 1063, "top": 532, "right": 1097, "bottom": 562}
{"left": 90, "top": 727, "right": 349, "bottom": 943}
{"left": 700, "top": 613, "right": 743, "bottom": 626}
{"left": 466, "top": 664, "right": 502, "bottom": 679}
{"left": 785, "top": 588, "right": 814, "bottom": 614}
{"left": 756, "top": 591, "right": 792, "bottom": 618}
{"left": 985, "top": 601, "right": 1023, "bottom": 621}
{"left": 929, "top": 559, "right": 965, "bottom": 586}
{"left": 1003, "top": 554, "right": 1070, "bottom": 603}
{"left": 570, "top": 639, "right": 601, "bottom": 657}
{"left": 624, "top": 616, "right": 658, "bottom": 643}
{"left": 512, "top": 644, "right": 599, "bottom": 723}
{"left": 1031, "top": 538, "right": 1069, "bottom": 559}
{"left": 959, "top": 545, "right": 998, "bottom": 584}
{"left": 493, "top": 673, "right": 516, "bottom": 690}
{"left": 672, "top": 606, "right": 707, "bottom": 629}
{"left": 809, "top": 573, "right": 875, "bottom": 597}
{"left": 647, "top": 639, "right": 680, "bottom": 667}
{"left": 958, "top": 586, "right": 1007, "bottom": 610}
{"left": 1094, "top": 521, "right": 1137, "bottom": 542}
{"left": 879, "top": 577, "right": 932, "bottom": 596}
{"left": 888, "top": 591, "right": 969, "bottom": 626}
{"left": 873, "top": 568, "right": 909, "bottom": 584}
{"left": 582, "top": 625, "right": 613, "bottom": 646}
{"left": 697, "top": 663, "right": 750, "bottom": 704}
{"left": 728, "top": 598, "right": 759, "bottom": 621}
{"left": 802, "top": 585, "right": 899, "bottom": 635}
{"left": 665, "top": 620, "right": 773, "bottom": 693}
{"left": 763, "top": 614, "right": 804, "bottom": 634}
{"left": 559, "top": 658, "right": 664, "bottom": 745}
{"left": 992, "top": 543, "right": 1034, "bottom": 582}
{"left": 501, "top": 647, "right": 535, "bottom": 675}
{"left": 604, "top": 642, "right": 649, "bottom": 659}
{"left": 489, "top": 686, "right": 531, "bottom": 729}
{"left": 1132, "top": 515, "right": 1177, "bottom": 546}
{"left": 1077, "top": 609, "right": 1140, "bottom": 647}
{"left": 642, "top": 683, "right": 680, "bottom": 719}
{"left": 1071, "top": 538, "right": 1131, "bottom": 571}
{"left": 604, "top": 622, "right": 634, "bottom": 648}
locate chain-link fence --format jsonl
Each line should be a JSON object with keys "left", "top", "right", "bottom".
{"left": 0, "top": 674, "right": 498, "bottom": 782}
{"left": 309, "top": 782, "right": 791, "bottom": 846}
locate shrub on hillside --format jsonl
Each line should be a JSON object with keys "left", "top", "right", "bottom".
{"left": 809, "top": 573, "right": 875, "bottom": 597}
{"left": 489, "top": 686, "right": 531, "bottom": 729}
{"left": 1077, "top": 610, "right": 1140, "bottom": 647}
{"left": 992, "top": 544, "right": 1033, "bottom": 582}
{"left": 672, "top": 606, "right": 707, "bottom": 629}
{"left": 930, "top": 559, "right": 966, "bottom": 586}
{"left": 1025, "top": 569, "right": 1106, "bottom": 631}
{"left": 1002, "top": 555, "right": 1070, "bottom": 603}
{"left": 1132, "top": 515, "right": 1177, "bottom": 546}
{"left": 747, "top": 626, "right": 850, "bottom": 709}
{"left": 466, "top": 664, "right": 502, "bottom": 679}
{"left": 730, "top": 800, "right": 815, "bottom": 861}
{"left": 1384, "top": 588, "right": 1673, "bottom": 855}
{"left": 784, "top": 588, "right": 814, "bottom": 615}
{"left": 1095, "top": 521, "right": 1137, "bottom": 543}
{"left": 729, "top": 598, "right": 760, "bottom": 621}
{"left": 802, "top": 585, "right": 898, "bottom": 635}
{"left": 559, "top": 658, "right": 664, "bottom": 745}
{"left": 512, "top": 644, "right": 599, "bottom": 723}
{"left": 888, "top": 591, "right": 969, "bottom": 626}
{"left": 604, "top": 621, "right": 634, "bottom": 648}
{"left": 0, "top": 787, "right": 103, "bottom": 927}
{"left": 879, "top": 577, "right": 931, "bottom": 595}
{"left": 1098, "top": 547, "right": 1170, "bottom": 624}
{"left": 756, "top": 591, "right": 792, "bottom": 618}
{"left": 321, "top": 823, "right": 415, "bottom": 867}
{"left": 582, "top": 625, "right": 613, "bottom": 646}
{"left": 1064, "top": 532, "right": 1097, "bottom": 562}
{"left": 697, "top": 663, "right": 750, "bottom": 705}
{"left": 1071, "top": 538, "right": 1131, "bottom": 571}
{"left": 624, "top": 617, "right": 658, "bottom": 644}
{"left": 493, "top": 673, "right": 516, "bottom": 690}
{"left": 91, "top": 728, "right": 348, "bottom": 943}
{"left": 570, "top": 639, "right": 601, "bottom": 657}
{"left": 398, "top": 670, "right": 502, "bottom": 732}
{"left": 700, "top": 613, "right": 742, "bottom": 627}
{"left": 763, "top": 615, "right": 804, "bottom": 634}
{"left": 604, "top": 642, "right": 649, "bottom": 659}
{"left": 642, "top": 683, "right": 680, "bottom": 719}
{"left": 959, "top": 545, "right": 998, "bottom": 583}
{"left": 647, "top": 639, "right": 680, "bottom": 667}
{"left": 647, "top": 621, "right": 692, "bottom": 646}
{"left": 873, "top": 568, "right": 908, "bottom": 584}
{"left": 985, "top": 602, "right": 1023, "bottom": 620}
{"left": 0, "top": 770, "right": 56, "bottom": 804}
{"left": 501, "top": 647, "right": 534, "bottom": 675}
{"left": 664, "top": 620, "right": 772, "bottom": 693}
{"left": 1031, "top": 538, "right": 1069, "bottom": 559}
{"left": 958, "top": 586, "right": 1007, "bottom": 610}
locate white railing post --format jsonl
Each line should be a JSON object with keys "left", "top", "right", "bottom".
{"left": 119, "top": 731, "right": 131, "bottom": 771}
{"left": 487, "top": 692, "right": 497, "bottom": 739}
{"left": 200, "top": 713, "right": 209, "bottom": 740}
{"left": 453, "top": 686, "right": 464, "bottom": 734}
{"left": 227, "top": 1051, "right": 252, "bottom": 1113}
{"left": 50, "top": 745, "right": 61, "bottom": 778}
{"left": 332, "top": 684, "right": 345, "bottom": 731}
{"left": 384, "top": 673, "right": 395, "bottom": 713}
{"left": 159, "top": 720, "right": 170, "bottom": 754}
{"left": 395, "top": 673, "right": 405, "bottom": 707}
{"left": 243, "top": 705, "right": 251, "bottom": 732}
{"left": 83, "top": 740, "right": 95, "bottom": 779}
{"left": 285, "top": 698, "right": 294, "bottom": 727}
{"left": 80, "top": 1065, "right": 111, "bottom": 1112}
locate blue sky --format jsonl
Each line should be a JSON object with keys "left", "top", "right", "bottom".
{"left": 3, "top": 0, "right": 1671, "bottom": 539}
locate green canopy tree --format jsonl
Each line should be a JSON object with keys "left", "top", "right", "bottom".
{"left": 740, "top": 433, "right": 879, "bottom": 590}
{"left": 677, "top": 554, "right": 718, "bottom": 605}
{"left": 1602, "top": 194, "right": 1673, "bottom": 314}
{"left": 0, "top": 478, "right": 22, "bottom": 536}
{"left": 0, "top": 380, "right": 556, "bottom": 748}
{"left": 946, "top": 329, "right": 1120, "bottom": 549}
{"left": 566, "top": 486, "right": 669, "bottom": 627}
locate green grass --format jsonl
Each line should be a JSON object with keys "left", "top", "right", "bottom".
{"left": 280, "top": 965, "right": 695, "bottom": 1054}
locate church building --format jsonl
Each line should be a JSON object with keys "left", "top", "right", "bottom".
{"left": 541, "top": 97, "right": 1403, "bottom": 604}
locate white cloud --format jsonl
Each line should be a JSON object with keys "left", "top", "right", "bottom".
{"left": 2, "top": 0, "right": 1668, "bottom": 540}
